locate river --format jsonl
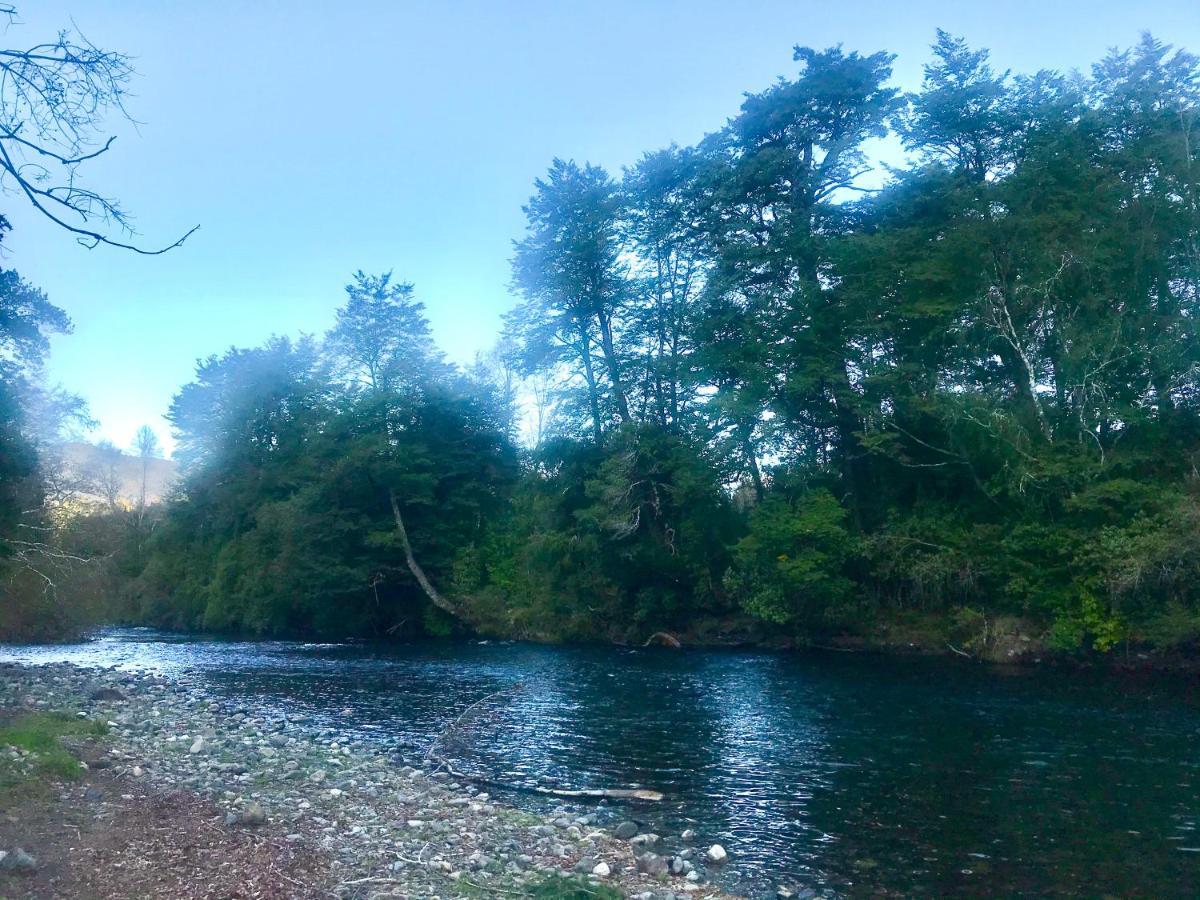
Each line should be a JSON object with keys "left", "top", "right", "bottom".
{"left": 2, "top": 628, "right": 1198, "bottom": 897}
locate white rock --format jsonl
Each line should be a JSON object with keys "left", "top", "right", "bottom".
{"left": 707, "top": 844, "right": 728, "bottom": 863}
{"left": 592, "top": 861, "right": 611, "bottom": 877}
{"left": 189, "top": 736, "right": 205, "bottom": 754}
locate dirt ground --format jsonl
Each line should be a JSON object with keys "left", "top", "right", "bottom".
{"left": 0, "top": 737, "right": 331, "bottom": 900}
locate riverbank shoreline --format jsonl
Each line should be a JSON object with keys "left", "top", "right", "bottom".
{"left": 42, "top": 616, "right": 1199, "bottom": 676}
{"left": 0, "top": 662, "right": 744, "bottom": 900}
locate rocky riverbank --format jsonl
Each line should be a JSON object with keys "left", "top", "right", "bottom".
{"left": 0, "top": 662, "right": 748, "bottom": 899}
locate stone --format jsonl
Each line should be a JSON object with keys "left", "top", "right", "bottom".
{"left": 240, "top": 802, "right": 267, "bottom": 827}
{"left": 189, "top": 736, "right": 205, "bottom": 754}
{"left": 614, "top": 820, "right": 639, "bottom": 839}
{"left": 0, "top": 847, "right": 37, "bottom": 874}
{"left": 680, "top": 828, "right": 696, "bottom": 842}
{"left": 574, "top": 857, "right": 597, "bottom": 874}
{"left": 635, "top": 852, "right": 668, "bottom": 877}
{"left": 707, "top": 844, "right": 728, "bottom": 864}
{"left": 89, "top": 687, "right": 126, "bottom": 702}
{"left": 630, "top": 833, "right": 661, "bottom": 849}
{"left": 592, "top": 861, "right": 611, "bottom": 877}
{"left": 310, "top": 769, "right": 327, "bottom": 783}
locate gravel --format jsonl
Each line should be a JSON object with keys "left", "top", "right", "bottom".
{"left": 0, "top": 661, "right": 738, "bottom": 899}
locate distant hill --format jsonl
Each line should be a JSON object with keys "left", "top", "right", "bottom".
{"left": 59, "top": 442, "right": 179, "bottom": 508}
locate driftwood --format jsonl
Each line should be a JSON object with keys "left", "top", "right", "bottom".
{"left": 429, "top": 752, "right": 665, "bottom": 802}
{"left": 424, "top": 683, "right": 665, "bottom": 803}
{"left": 643, "top": 631, "right": 681, "bottom": 648}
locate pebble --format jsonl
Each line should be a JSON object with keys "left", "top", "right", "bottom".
{"left": 708, "top": 844, "right": 728, "bottom": 863}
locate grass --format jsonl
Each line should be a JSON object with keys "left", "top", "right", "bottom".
{"left": 0, "top": 710, "right": 108, "bottom": 786}
{"left": 524, "top": 874, "right": 624, "bottom": 900}
{"left": 451, "top": 873, "right": 624, "bottom": 900}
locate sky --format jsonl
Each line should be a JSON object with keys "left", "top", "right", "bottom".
{"left": 7, "top": 0, "right": 1200, "bottom": 455}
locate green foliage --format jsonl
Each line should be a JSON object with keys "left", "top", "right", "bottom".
{"left": 728, "top": 490, "right": 856, "bottom": 626}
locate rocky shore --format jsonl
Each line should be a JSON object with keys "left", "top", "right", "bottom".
{"left": 0, "top": 662, "right": 745, "bottom": 899}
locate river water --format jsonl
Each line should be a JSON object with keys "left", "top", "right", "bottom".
{"left": 2, "top": 628, "right": 1198, "bottom": 897}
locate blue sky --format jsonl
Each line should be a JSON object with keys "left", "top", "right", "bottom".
{"left": 7, "top": 0, "right": 1200, "bottom": 454}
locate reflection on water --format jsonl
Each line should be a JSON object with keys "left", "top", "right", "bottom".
{"left": 3, "top": 628, "right": 1199, "bottom": 898}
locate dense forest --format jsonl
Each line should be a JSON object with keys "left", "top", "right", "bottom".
{"left": 4, "top": 33, "right": 1200, "bottom": 658}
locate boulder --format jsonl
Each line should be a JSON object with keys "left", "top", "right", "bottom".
{"left": 635, "top": 852, "right": 668, "bottom": 877}
{"left": 0, "top": 847, "right": 37, "bottom": 875}
{"left": 89, "top": 687, "right": 126, "bottom": 702}
{"left": 707, "top": 844, "right": 728, "bottom": 864}
{"left": 614, "top": 821, "right": 639, "bottom": 839}
{"left": 240, "top": 802, "right": 267, "bottom": 827}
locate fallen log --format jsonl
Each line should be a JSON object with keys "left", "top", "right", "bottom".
{"left": 429, "top": 752, "right": 664, "bottom": 802}
{"left": 424, "top": 683, "right": 665, "bottom": 802}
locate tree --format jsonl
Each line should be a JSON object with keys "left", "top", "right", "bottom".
{"left": 325, "top": 271, "right": 449, "bottom": 394}
{"left": 622, "top": 146, "right": 709, "bottom": 429}
{"left": 698, "top": 44, "right": 900, "bottom": 524}
{"left": 0, "top": 6, "right": 196, "bottom": 252}
{"left": 510, "top": 159, "right": 632, "bottom": 442}
{"left": 86, "top": 440, "right": 125, "bottom": 512}
{"left": 131, "top": 424, "right": 162, "bottom": 528}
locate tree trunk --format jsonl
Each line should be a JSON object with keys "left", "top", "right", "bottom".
{"left": 597, "top": 311, "right": 631, "bottom": 423}
{"left": 388, "top": 488, "right": 463, "bottom": 621}
{"left": 578, "top": 334, "right": 604, "bottom": 443}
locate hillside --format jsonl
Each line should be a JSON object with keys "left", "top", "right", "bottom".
{"left": 59, "top": 442, "right": 179, "bottom": 508}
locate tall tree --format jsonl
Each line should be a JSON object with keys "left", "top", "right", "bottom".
{"left": 510, "top": 159, "right": 631, "bottom": 441}
{"left": 699, "top": 45, "right": 900, "bottom": 523}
